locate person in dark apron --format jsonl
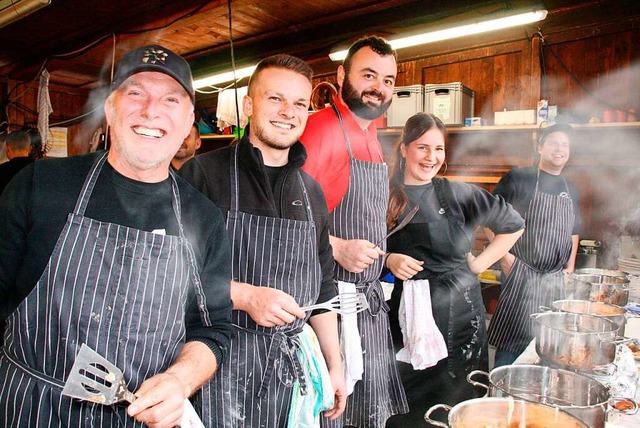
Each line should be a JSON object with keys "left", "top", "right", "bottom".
{"left": 383, "top": 113, "right": 525, "bottom": 427}
{"left": 300, "top": 37, "right": 409, "bottom": 428}
{"left": 488, "top": 123, "right": 580, "bottom": 366}
{"left": 179, "top": 55, "right": 346, "bottom": 427}
{"left": 0, "top": 45, "right": 233, "bottom": 427}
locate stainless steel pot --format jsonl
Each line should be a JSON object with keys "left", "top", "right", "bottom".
{"left": 531, "top": 312, "right": 619, "bottom": 372}
{"left": 551, "top": 299, "right": 627, "bottom": 336}
{"left": 566, "top": 268, "right": 630, "bottom": 306}
{"left": 424, "top": 397, "right": 590, "bottom": 427}
{"left": 467, "top": 365, "right": 638, "bottom": 428}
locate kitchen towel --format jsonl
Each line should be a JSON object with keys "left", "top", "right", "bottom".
{"left": 338, "top": 280, "right": 364, "bottom": 394}
{"left": 396, "top": 278, "right": 448, "bottom": 369}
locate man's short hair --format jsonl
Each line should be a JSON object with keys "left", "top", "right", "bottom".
{"left": 538, "top": 123, "right": 574, "bottom": 146}
{"left": 343, "top": 36, "right": 397, "bottom": 74}
{"left": 5, "top": 130, "right": 31, "bottom": 152}
{"left": 248, "top": 54, "right": 313, "bottom": 95}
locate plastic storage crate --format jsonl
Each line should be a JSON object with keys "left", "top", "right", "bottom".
{"left": 424, "top": 82, "right": 474, "bottom": 126}
{"left": 386, "top": 85, "right": 424, "bottom": 127}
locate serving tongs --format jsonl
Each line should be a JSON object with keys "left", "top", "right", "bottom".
{"left": 375, "top": 205, "right": 419, "bottom": 247}
{"left": 62, "top": 343, "right": 204, "bottom": 427}
{"left": 301, "top": 292, "right": 369, "bottom": 315}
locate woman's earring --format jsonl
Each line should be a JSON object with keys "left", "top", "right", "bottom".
{"left": 439, "top": 161, "right": 448, "bottom": 176}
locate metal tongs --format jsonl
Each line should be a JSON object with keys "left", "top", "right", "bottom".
{"left": 301, "top": 292, "right": 369, "bottom": 315}
{"left": 375, "top": 205, "right": 419, "bottom": 247}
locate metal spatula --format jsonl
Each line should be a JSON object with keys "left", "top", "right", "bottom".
{"left": 62, "top": 343, "right": 205, "bottom": 427}
{"left": 301, "top": 292, "right": 369, "bottom": 315}
{"left": 62, "top": 343, "right": 134, "bottom": 405}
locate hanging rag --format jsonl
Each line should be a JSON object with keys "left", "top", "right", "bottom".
{"left": 216, "top": 86, "right": 248, "bottom": 130}
{"left": 337, "top": 280, "right": 364, "bottom": 394}
{"left": 287, "top": 324, "right": 335, "bottom": 427}
{"left": 37, "top": 69, "right": 53, "bottom": 154}
{"left": 396, "top": 278, "right": 448, "bottom": 370}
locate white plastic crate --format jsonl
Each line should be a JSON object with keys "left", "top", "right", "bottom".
{"left": 424, "top": 82, "right": 474, "bottom": 126}
{"left": 386, "top": 85, "right": 424, "bottom": 127}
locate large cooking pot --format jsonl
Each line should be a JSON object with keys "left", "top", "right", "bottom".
{"left": 531, "top": 312, "right": 620, "bottom": 372}
{"left": 424, "top": 397, "right": 590, "bottom": 427}
{"left": 551, "top": 299, "right": 627, "bottom": 336}
{"left": 565, "top": 268, "right": 630, "bottom": 306}
{"left": 467, "top": 365, "right": 638, "bottom": 428}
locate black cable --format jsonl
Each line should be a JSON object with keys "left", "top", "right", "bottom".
{"left": 228, "top": 0, "right": 242, "bottom": 136}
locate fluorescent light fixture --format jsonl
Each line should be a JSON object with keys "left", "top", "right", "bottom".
{"left": 193, "top": 65, "right": 257, "bottom": 89}
{"left": 329, "top": 9, "right": 548, "bottom": 61}
{"left": 0, "top": 0, "right": 50, "bottom": 29}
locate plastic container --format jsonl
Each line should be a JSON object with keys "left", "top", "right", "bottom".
{"left": 386, "top": 85, "right": 424, "bottom": 127}
{"left": 424, "top": 82, "right": 474, "bottom": 126}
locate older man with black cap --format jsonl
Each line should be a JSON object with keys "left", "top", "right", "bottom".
{"left": 0, "top": 45, "right": 233, "bottom": 427}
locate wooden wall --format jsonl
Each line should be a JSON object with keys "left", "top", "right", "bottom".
{"left": 2, "top": 80, "right": 96, "bottom": 157}
{"left": 312, "top": 23, "right": 640, "bottom": 268}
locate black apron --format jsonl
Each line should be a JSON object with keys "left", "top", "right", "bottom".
{"left": 199, "top": 144, "right": 322, "bottom": 427}
{"left": 385, "top": 179, "right": 488, "bottom": 428}
{"left": 322, "top": 105, "right": 408, "bottom": 428}
{"left": 488, "top": 169, "right": 574, "bottom": 355}
{"left": 0, "top": 153, "right": 197, "bottom": 427}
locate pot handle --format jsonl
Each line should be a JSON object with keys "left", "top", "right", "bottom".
{"left": 424, "top": 404, "right": 452, "bottom": 427}
{"left": 612, "top": 336, "right": 633, "bottom": 345}
{"left": 466, "top": 370, "right": 490, "bottom": 392}
{"left": 610, "top": 397, "right": 639, "bottom": 415}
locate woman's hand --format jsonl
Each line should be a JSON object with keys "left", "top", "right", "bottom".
{"left": 386, "top": 253, "right": 424, "bottom": 281}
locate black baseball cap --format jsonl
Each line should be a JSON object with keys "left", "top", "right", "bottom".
{"left": 111, "top": 45, "right": 195, "bottom": 102}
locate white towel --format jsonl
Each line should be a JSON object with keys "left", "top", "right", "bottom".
{"left": 37, "top": 69, "right": 53, "bottom": 154}
{"left": 216, "top": 86, "right": 248, "bottom": 130}
{"left": 338, "top": 281, "right": 364, "bottom": 394}
{"left": 396, "top": 279, "right": 448, "bottom": 370}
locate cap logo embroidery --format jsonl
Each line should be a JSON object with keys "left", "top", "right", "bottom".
{"left": 142, "top": 48, "right": 168, "bottom": 64}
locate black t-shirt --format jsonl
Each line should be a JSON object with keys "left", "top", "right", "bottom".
{"left": 387, "top": 179, "right": 525, "bottom": 278}
{"left": 0, "top": 152, "right": 233, "bottom": 362}
{"left": 494, "top": 167, "right": 581, "bottom": 235}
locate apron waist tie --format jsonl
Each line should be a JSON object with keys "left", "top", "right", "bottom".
{"left": 232, "top": 324, "right": 306, "bottom": 398}
{"left": 516, "top": 257, "right": 564, "bottom": 275}
{"left": 356, "top": 281, "right": 389, "bottom": 316}
{"left": 2, "top": 347, "right": 65, "bottom": 390}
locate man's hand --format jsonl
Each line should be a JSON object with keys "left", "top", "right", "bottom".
{"left": 127, "top": 372, "right": 186, "bottom": 428}
{"left": 323, "top": 365, "right": 347, "bottom": 420}
{"left": 231, "top": 281, "right": 305, "bottom": 327}
{"left": 386, "top": 253, "right": 424, "bottom": 281}
{"left": 330, "top": 236, "right": 385, "bottom": 273}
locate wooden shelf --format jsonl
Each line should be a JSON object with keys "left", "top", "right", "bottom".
{"left": 378, "top": 122, "right": 640, "bottom": 137}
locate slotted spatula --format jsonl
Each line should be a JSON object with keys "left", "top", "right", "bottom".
{"left": 62, "top": 343, "right": 133, "bottom": 405}
{"left": 300, "top": 292, "right": 369, "bottom": 315}
{"left": 62, "top": 343, "right": 204, "bottom": 427}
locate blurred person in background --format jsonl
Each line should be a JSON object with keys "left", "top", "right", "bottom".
{"left": 171, "top": 122, "right": 201, "bottom": 170}
{"left": 488, "top": 123, "right": 580, "bottom": 366}
{"left": 384, "top": 113, "right": 524, "bottom": 427}
{"left": 0, "top": 130, "right": 34, "bottom": 195}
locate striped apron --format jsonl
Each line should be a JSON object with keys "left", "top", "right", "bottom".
{"left": 0, "top": 153, "right": 197, "bottom": 427}
{"left": 488, "top": 170, "right": 574, "bottom": 355}
{"left": 322, "top": 106, "right": 408, "bottom": 428}
{"left": 199, "top": 144, "right": 322, "bottom": 427}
